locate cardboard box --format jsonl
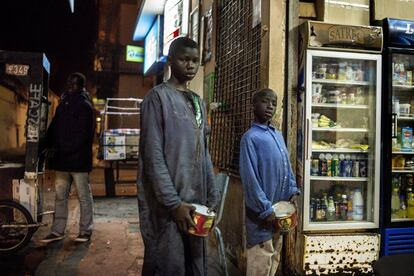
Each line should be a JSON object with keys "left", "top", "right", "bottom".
{"left": 18, "top": 179, "right": 37, "bottom": 219}
{"left": 102, "top": 129, "right": 140, "bottom": 160}
{"left": 104, "top": 133, "right": 126, "bottom": 160}
{"left": 12, "top": 179, "right": 20, "bottom": 202}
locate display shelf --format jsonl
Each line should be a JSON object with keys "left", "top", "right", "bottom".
{"left": 305, "top": 221, "right": 378, "bottom": 231}
{"left": 312, "top": 103, "right": 369, "bottom": 109}
{"left": 393, "top": 83, "right": 414, "bottom": 89}
{"left": 312, "top": 148, "right": 368, "bottom": 153}
{"left": 310, "top": 220, "right": 369, "bottom": 224}
{"left": 312, "top": 79, "right": 371, "bottom": 86}
{"left": 392, "top": 169, "right": 414, "bottom": 173}
{"left": 391, "top": 218, "right": 414, "bottom": 222}
{"left": 392, "top": 151, "right": 414, "bottom": 155}
{"left": 310, "top": 176, "right": 368, "bottom": 181}
{"left": 313, "top": 127, "right": 368, "bottom": 132}
{"left": 397, "top": 116, "right": 414, "bottom": 121}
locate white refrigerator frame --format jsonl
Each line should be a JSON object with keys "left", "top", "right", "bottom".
{"left": 303, "top": 49, "right": 381, "bottom": 231}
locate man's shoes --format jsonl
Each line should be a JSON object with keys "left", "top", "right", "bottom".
{"left": 39, "top": 232, "right": 65, "bottom": 243}
{"left": 74, "top": 233, "right": 91, "bottom": 242}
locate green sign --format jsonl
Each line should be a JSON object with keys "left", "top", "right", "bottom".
{"left": 126, "top": 45, "right": 144, "bottom": 62}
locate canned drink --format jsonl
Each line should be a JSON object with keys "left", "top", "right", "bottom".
{"left": 339, "top": 154, "right": 345, "bottom": 176}
{"left": 353, "top": 160, "right": 360, "bottom": 177}
{"left": 359, "top": 160, "right": 368, "bottom": 177}
{"left": 332, "top": 154, "right": 339, "bottom": 177}
{"left": 326, "top": 159, "right": 332, "bottom": 177}
{"left": 311, "top": 159, "right": 319, "bottom": 176}
{"left": 319, "top": 154, "right": 327, "bottom": 176}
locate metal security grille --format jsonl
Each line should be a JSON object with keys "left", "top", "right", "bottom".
{"left": 210, "top": 0, "right": 261, "bottom": 173}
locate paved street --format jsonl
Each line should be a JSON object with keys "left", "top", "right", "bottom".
{"left": 0, "top": 196, "right": 241, "bottom": 276}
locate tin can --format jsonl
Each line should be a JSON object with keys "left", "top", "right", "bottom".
{"left": 319, "top": 154, "right": 327, "bottom": 176}
{"left": 359, "top": 160, "right": 368, "bottom": 177}
{"left": 331, "top": 155, "right": 339, "bottom": 177}
{"left": 353, "top": 160, "right": 360, "bottom": 177}
{"left": 272, "top": 201, "right": 297, "bottom": 233}
{"left": 188, "top": 204, "right": 216, "bottom": 237}
{"left": 311, "top": 159, "right": 319, "bottom": 176}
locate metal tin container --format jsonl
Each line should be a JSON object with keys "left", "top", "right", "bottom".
{"left": 272, "top": 201, "right": 297, "bottom": 233}
{"left": 188, "top": 203, "right": 216, "bottom": 237}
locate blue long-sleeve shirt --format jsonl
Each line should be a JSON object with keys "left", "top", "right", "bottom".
{"left": 239, "top": 122, "right": 300, "bottom": 247}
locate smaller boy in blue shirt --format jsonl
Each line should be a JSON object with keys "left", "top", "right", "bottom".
{"left": 239, "top": 88, "right": 300, "bottom": 276}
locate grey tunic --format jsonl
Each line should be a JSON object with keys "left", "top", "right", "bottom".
{"left": 138, "top": 82, "right": 219, "bottom": 276}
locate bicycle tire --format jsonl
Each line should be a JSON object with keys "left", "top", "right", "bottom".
{"left": 0, "top": 200, "right": 35, "bottom": 254}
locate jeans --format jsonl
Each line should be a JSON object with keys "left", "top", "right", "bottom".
{"left": 51, "top": 171, "right": 94, "bottom": 235}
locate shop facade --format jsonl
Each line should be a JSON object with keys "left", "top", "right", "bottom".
{"left": 133, "top": 0, "right": 414, "bottom": 274}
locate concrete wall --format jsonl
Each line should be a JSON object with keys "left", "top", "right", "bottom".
{"left": 119, "top": 4, "right": 139, "bottom": 46}
{"left": 324, "top": 0, "right": 369, "bottom": 26}
{"left": 372, "top": 0, "right": 414, "bottom": 22}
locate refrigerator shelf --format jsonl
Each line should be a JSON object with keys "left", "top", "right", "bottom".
{"left": 397, "top": 116, "right": 414, "bottom": 121}
{"left": 313, "top": 127, "right": 368, "bottom": 132}
{"left": 392, "top": 169, "right": 414, "bottom": 173}
{"left": 310, "top": 176, "right": 368, "bottom": 181}
{"left": 393, "top": 83, "right": 414, "bottom": 89}
{"left": 312, "top": 79, "right": 371, "bottom": 86}
{"left": 392, "top": 151, "right": 414, "bottom": 155}
{"left": 310, "top": 220, "right": 370, "bottom": 224}
{"left": 306, "top": 221, "right": 378, "bottom": 231}
{"left": 312, "top": 148, "right": 368, "bottom": 153}
{"left": 391, "top": 218, "right": 414, "bottom": 222}
{"left": 312, "top": 103, "right": 369, "bottom": 109}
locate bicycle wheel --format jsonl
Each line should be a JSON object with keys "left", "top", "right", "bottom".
{"left": 0, "top": 200, "right": 34, "bottom": 254}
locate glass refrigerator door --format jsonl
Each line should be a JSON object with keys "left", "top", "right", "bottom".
{"left": 303, "top": 50, "right": 381, "bottom": 231}
{"left": 390, "top": 52, "right": 414, "bottom": 223}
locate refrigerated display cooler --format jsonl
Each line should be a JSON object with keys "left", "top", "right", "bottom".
{"left": 381, "top": 18, "right": 414, "bottom": 256}
{"left": 297, "top": 21, "right": 383, "bottom": 275}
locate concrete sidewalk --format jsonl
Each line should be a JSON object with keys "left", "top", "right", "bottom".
{"left": 0, "top": 197, "right": 241, "bottom": 276}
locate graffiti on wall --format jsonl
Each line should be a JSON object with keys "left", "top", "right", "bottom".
{"left": 26, "top": 83, "right": 42, "bottom": 143}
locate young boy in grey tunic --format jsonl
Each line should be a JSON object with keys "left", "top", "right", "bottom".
{"left": 138, "top": 37, "right": 219, "bottom": 276}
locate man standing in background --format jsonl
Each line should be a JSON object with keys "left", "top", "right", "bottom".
{"left": 40, "top": 72, "right": 95, "bottom": 243}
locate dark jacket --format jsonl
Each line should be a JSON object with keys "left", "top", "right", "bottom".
{"left": 46, "top": 90, "right": 95, "bottom": 172}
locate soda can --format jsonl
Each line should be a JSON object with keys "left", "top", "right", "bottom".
{"left": 311, "top": 159, "right": 319, "bottom": 176}
{"left": 319, "top": 154, "right": 327, "bottom": 176}
{"left": 359, "top": 160, "right": 368, "bottom": 177}
{"left": 331, "top": 158, "right": 339, "bottom": 177}
{"left": 341, "top": 159, "right": 348, "bottom": 177}
{"left": 344, "top": 160, "right": 353, "bottom": 177}
{"left": 353, "top": 161, "right": 360, "bottom": 177}
{"left": 326, "top": 159, "right": 332, "bottom": 177}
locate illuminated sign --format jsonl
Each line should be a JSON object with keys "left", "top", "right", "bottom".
{"left": 126, "top": 45, "right": 144, "bottom": 62}
{"left": 144, "top": 16, "right": 161, "bottom": 74}
{"left": 163, "top": 0, "right": 190, "bottom": 56}
{"left": 5, "top": 64, "right": 30, "bottom": 76}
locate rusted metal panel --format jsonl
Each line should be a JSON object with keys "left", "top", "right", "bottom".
{"left": 303, "top": 234, "right": 380, "bottom": 275}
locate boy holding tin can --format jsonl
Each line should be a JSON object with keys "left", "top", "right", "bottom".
{"left": 239, "top": 88, "right": 300, "bottom": 275}
{"left": 138, "top": 37, "right": 219, "bottom": 276}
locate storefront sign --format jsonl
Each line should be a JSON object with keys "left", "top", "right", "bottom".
{"left": 385, "top": 18, "right": 414, "bottom": 47}
{"left": 144, "top": 16, "right": 162, "bottom": 74}
{"left": 163, "top": 0, "right": 190, "bottom": 56}
{"left": 126, "top": 45, "right": 144, "bottom": 63}
{"left": 328, "top": 26, "right": 364, "bottom": 44}
{"left": 302, "top": 21, "right": 383, "bottom": 52}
